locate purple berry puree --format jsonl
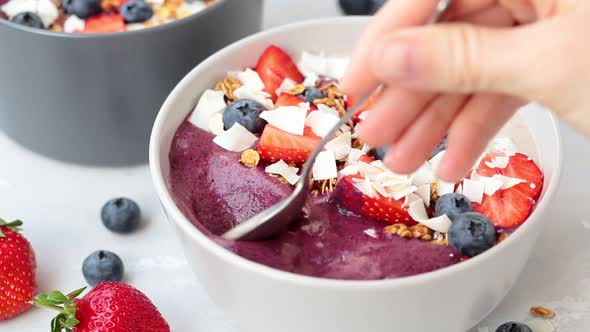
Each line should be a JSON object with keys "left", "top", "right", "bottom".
{"left": 169, "top": 120, "right": 462, "bottom": 280}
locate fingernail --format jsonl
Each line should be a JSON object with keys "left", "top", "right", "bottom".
{"left": 375, "top": 42, "right": 413, "bottom": 80}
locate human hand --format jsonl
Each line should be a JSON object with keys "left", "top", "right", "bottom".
{"left": 341, "top": 0, "right": 590, "bottom": 182}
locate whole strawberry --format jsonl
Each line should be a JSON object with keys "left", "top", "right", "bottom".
{"left": 33, "top": 282, "right": 170, "bottom": 332}
{"left": 0, "top": 219, "right": 37, "bottom": 320}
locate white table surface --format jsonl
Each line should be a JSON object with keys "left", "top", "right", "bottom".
{"left": 3, "top": 1, "right": 590, "bottom": 331}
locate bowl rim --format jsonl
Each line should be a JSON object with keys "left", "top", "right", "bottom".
{"left": 0, "top": 0, "right": 224, "bottom": 39}
{"left": 149, "top": 16, "right": 564, "bottom": 290}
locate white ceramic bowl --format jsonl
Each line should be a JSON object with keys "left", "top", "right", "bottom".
{"left": 150, "top": 17, "right": 562, "bottom": 332}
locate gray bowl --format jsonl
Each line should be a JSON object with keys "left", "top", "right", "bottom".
{"left": 0, "top": 0, "right": 263, "bottom": 166}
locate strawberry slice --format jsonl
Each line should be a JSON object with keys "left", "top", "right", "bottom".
{"left": 257, "top": 124, "right": 321, "bottom": 164}
{"left": 255, "top": 46, "right": 304, "bottom": 101}
{"left": 334, "top": 175, "right": 415, "bottom": 226}
{"left": 346, "top": 85, "right": 383, "bottom": 122}
{"left": 275, "top": 93, "right": 306, "bottom": 107}
{"left": 82, "top": 14, "right": 126, "bottom": 34}
{"left": 473, "top": 153, "right": 544, "bottom": 228}
{"left": 275, "top": 93, "right": 317, "bottom": 114}
{"left": 358, "top": 155, "right": 375, "bottom": 163}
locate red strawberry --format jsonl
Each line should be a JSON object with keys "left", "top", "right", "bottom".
{"left": 334, "top": 175, "right": 415, "bottom": 226}
{"left": 33, "top": 282, "right": 170, "bottom": 332}
{"left": 82, "top": 14, "right": 126, "bottom": 34}
{"left": 255, "top": 45, "right": 304, "bottom": 101}
{"left": 0, "top": 219, "right": 36, "bottom": 320}
{"left": 275, "top": 93, "right": 306, "bottom": 107}
{"left": 275, "top": 93, "right": 317, "bottom": 114}
{"left": 257, "top": 124, "right": 321, "bottom": 164}
{"left": 346, "top": 85, "right": 383, "bottom": 122}
{"left": 358, "top": 155, "right": 376, "bottom": 163}
{"left": 473, "top": 153, "right": 544, "bottom": 228}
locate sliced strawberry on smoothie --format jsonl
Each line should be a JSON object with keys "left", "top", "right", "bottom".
{"left": 255, "top": 46, "right": 305, "bottom": 101}
{"left": 257, "top": 124, "right": 321, "bottom": 164}
{"left": 275, "top": 93, "right": 317, "bottom": 113}
{"left": 334, "top": 174, "right": 415, "bottom": 226}
{"left": 473, "top": 152, "right": 544, "bottom": 228}
{"left": 346, "top": 85, "right": 383, "bottom": 122}
{"left": 82, "top": 14, "right": 126, "bottom": 34}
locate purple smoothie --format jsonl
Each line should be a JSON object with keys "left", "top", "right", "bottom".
{"left": 169, "top": 120, "right": 462, "bottom": 280}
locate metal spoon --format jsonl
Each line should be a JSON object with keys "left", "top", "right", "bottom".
{"left": 222, "top": 0, "right": 454, "bottom": 241}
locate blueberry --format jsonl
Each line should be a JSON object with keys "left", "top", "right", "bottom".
{"left": 223, "top": 99, "right": 267, "bottom": 134}
{"left": 298, "top": 87, "right": 324, "bottom": 103}
{"left": 429, "top": 135, "right": 448, "bottom": 159}
{"left": 82, "top": 250, "right": 124, "bottom": 286}
{"left": 101, "top": 198, "right": 141, "bottom": 234}
{"left": 338, "top": 0, "right": 372, "bottom": 15}
{"left": 62, "top": 0, "right": 102, "bottom": 19}
{"left": 369, "top": 0, "right": 387, "bottom": 14}
{"left": 449, "top": 212, "right": 496, "bottom": 257}
{"left": 435, "top": 193, "right": 473, "bottom": 221}
{"left": 495, "top": 322, "right": 533, "bottom": 332}
{"left": 374, "top": 145, "right": 390, "bottom": 160}
{"left": 120, "top": 0, "right": 154, "bottom": 24}
{"left": 11, "top": 12, "right": 44, "bottom": 29}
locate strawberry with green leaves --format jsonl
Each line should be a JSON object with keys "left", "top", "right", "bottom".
{"left": 33, "top": 282, "right": 170, "bottom": 332}
{"left": 0, "top": 219, "right": 36, "bottom": 320}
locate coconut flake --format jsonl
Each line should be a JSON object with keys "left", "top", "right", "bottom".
{"left": 212, "top": 123, "right": 258, "bottom": 152}
{"left": 236, "top": 68, "right": 265, "bottom": 91}
{"left": 209, "top": 113, "right": 224, "bottom": 136}
{"left": 392, "top": 185, "right": 418, "bottom": 200}
{"left": 298, "top": 51, "right": 350, "bottom": 80}
{"left": 428, "top": 150, "right": 446, "bottom": 173}
{"left": 303, "top": 72, "right": 319, "bottom": 87}
{"left": 364, "top": 229, "right": 378, "bottom": 239}
{"left": 498, "top": 174, "right": 527, "bottom": 189}
{"left": 275, "top": 78, "right": 297, "bottom": 96}
{"left": 325, "top": 132, "right": 351, "bottom": 160}
{"left": 462, "top": 178, "right": 485, "bottom": 204}
{"left": 436, "top": 180, "right": 456, "bottom": 196}
{"left": 37, "top": 0, "right": 59, "bottom": 27}
{"left": 415, "top": 184, "right": 431, "bottom": 207}
{"left": 265, "top": 160, "right": 300, "bottom": 185}
{"left": 484, "top": 155, "right": 510, "bottom": 169}
{"left": 1, "top": 0, "right": 36, "bottom": 19}
{"left": 64, "top": 15, "right": 85, "bottom": 33}
{"left": 306, "top": 109, "right": 340, "bottom": 137}
{"left": 488, "top": 137, "right": 517, "bottom": 156}
{"left": 260, "top": 105, "right": 307, "bottom": 135}
{"left": 188, "top": 89, "right": 227, "bottom": 132}
{"left": 316, "top": 104, "right": 340, "bottom": 117}
{"left": 233, "top": 85, "right": 274, "bottom": 110}
{"left": 408, "top": 199, "right": 453, "bottom": 233}
{"left": 456, "top": 184, "right": 463, "bottom": 194}
{"left": 411, "top": 163, "right": 436, "bottom": 186}
{"left": 525, "top": 320, "right": 555, "bottom": 332}
{"left": 352, "top": 177, "right": 375, "bottom": 198}
{"left": 403, "top": 193, "right": 422, "bottom": 207}
{"left": 357, "top": 111, "right": 369, "bottom": 121}
{"left": 345, "top": 148, "right": 364, "bottom": 166}
{"left": 361, "top": 144, "right": 372, "bottom": 154}
{"left": 313, "top": 151, "right": 338, "bottom": 180}
{"left": 339, "top": 165, "right": 359, "bottom": 176}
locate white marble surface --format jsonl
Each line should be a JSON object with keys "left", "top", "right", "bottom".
{"left": 2, "top": 1, "right": 590, "bottom": 331}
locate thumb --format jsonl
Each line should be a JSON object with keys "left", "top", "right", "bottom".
{"left": 369, "top": 21, "right": 564, "bottom": 101}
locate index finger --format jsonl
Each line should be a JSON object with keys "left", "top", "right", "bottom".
{"left": 340, "top": 0, "right": 497, "bottom": 98}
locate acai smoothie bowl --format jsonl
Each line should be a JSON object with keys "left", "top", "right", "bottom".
{"left": 150, "top": 17, "right": 562, "bottom": 332}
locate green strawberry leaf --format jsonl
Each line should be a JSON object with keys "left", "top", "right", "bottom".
{"left": 65, "top": 317, "right": 80, "bottom": 328}
{"left": 47, "top": 291, "right": 69, "bottom": 304}
{"left": 66, "top": 287, "right": 86, "bottom": 300}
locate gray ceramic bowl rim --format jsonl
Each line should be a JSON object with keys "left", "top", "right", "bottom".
{"left": 0, "top": 0, "right": 225, "bottom": 39}
{"left": 150, "top": 16, "right": 564, "bottom": 289}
